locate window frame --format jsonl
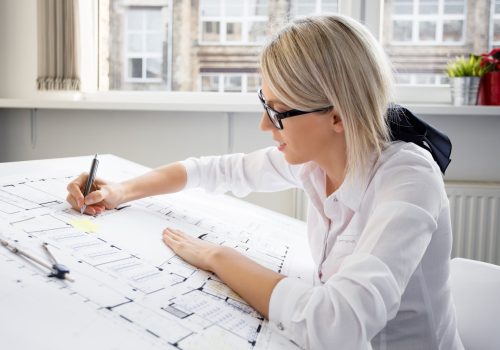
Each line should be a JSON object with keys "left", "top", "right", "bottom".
{"left": 198, "top": 72, "right": 262, "bottom": 93}
{"left": 78, "top": 0, "right": 467, "bottom": 105}
{"left": 123, "top": 6, "right": 164, "bottom": 83}
{"left": 390, "top": 0, "right": 467, "bottom": 46}
{"left": 198, "top": 0, "right": 269, "bottom": 46}
{"left": 491, "top": 0, "right": 500, "bottom": 47}
{"left": 290, "top": 0, "right": 339, "bottom": 18}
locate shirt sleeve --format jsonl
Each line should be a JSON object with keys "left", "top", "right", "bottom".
{"left": 268, "top": 148, "right": 445, "bottom": 349}
{"left": 179, "top": 147, "right": 303, "bottom": 197}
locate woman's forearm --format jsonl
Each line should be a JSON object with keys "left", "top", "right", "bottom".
{"left": 209, "top": 246, "right": 285, "bottom": 318}
{"left": 120, "top": 162, "right": 188, "bottom": 203}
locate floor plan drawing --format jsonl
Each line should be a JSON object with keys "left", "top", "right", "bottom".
{"left": 0, "top": 155, "right": 314, "bottom": 350}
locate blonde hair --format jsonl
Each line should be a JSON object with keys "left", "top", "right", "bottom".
{"left": 260, "top": 15, "right": 394, "bottom": 178}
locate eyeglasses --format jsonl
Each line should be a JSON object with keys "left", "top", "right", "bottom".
{"left": 258, "top": 89, "right": 333, "bottom": 130}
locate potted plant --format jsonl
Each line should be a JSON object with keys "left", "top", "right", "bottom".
{"left": 478, "top": 48, "right": 500, "bottom": 105}
{"left": 446, "top": 55, "right": 487, "bottom": 105}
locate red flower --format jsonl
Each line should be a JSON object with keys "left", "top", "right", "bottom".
{"left": 480, "top": 48, "right": 500, "bottom": 72}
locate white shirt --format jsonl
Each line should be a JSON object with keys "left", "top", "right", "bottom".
{"left": 181, "top": 141, "right": 464, "bottom": 350}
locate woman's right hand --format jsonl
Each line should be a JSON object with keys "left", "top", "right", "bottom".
{"left": 66, "top": 173, "right": 125, "bottom": 215}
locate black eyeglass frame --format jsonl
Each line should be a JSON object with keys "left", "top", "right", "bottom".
{"left": 258, "top": 89, "right": 333, "bottom": 130}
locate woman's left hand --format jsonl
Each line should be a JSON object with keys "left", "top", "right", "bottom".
{"left": 162, "top": 227, "right": 219, "bottom": 271}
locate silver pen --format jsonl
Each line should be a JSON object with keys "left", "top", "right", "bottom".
{"left": 80, "top": 153, "right": 99, "bottom": 214}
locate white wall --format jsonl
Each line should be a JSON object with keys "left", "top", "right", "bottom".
{"left": 0, "top": 108, "right": 298, "bottom": 216}
{"left": 1, "top": 109, "right": 499, "bottom": 182}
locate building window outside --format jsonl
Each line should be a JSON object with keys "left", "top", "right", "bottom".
{"left": 98, "top": 0, "right": 493, "bottom": 96}
{"left": 124, "top": 7, "right": 164, "bottom": 82}
{"left": 199, "top": 0, "right": 269, "bottom": 45}
{"left": 395, "top": 72, "right": 449, "bottom": 84}
{"left": 492, "top": 0, "right": 500, "bottom": 46}
{"left": 200, "top": 73, "right": 262, "bottom": 92}
{"left": 390, "top": 0, "right": 466, "bottom": 44}
{"left": 290, "top": 0, "right": 338, "bottom": 18}
{"left": 382, "top": 0, "right": 485, "bottom": 87}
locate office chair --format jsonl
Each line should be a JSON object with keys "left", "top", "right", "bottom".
{"left": 450, "top": 258, "right": 500, "bottom": 350}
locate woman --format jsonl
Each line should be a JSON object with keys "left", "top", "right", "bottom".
{"left": 67, "top": 15, "right": 463, "bottom": 349}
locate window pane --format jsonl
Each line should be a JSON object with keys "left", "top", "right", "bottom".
{"left": 226, "top": 22, "right": 242, "bottom": 41}
{"left": 418, "top": 21, "right": 436, "bottom": 41}
{"left": 202, "top": 21, "right": 220, "bottom": 41}
{"left": 443, "top": 20, "right": 463, "bottom": 42}
{"left": 293, "top": 0, "right": 315, "bottom": 16}
{"left": 392, "top": 20, "right": 412, "bottom": 41}
{"left": 127, "top": 9, "right": 143, "bottom": 30}
{"left": 395, "top": 73, "right": 412, "bottom": 84}
{"left": 146, "top": 9, "right": 162, "bottom": 31}
{"left": 444, "top": 0, "right": 465, "bottom": 14}
{"left": 146, "top": 33, "right": 163, "bottom": 52}
{"left": 494, "top": 19, "right": 500, "bottom": 42}
{"left": 248, "top": 0, "right": 268, "bottom": 16}
{"left": 128, "top": 58, "right": 143, "bottom": 78}
{"left": 321, "top": 0, "right": 338, "bottom": 13}
{"left": 393, "top": 0, "right": 413, "bottom": 15}
{"left": 146, "top": 58, "right": 161, "bottom": 78}
{"left": 225, "top": 0, "right": 244, "bottom": 16}
{"left": 224, "top": 76, "right": 242, "bottom": 92}
{"left": 201, "top": 75, "right": 219, "bottom": 91}
{"left": 496, "top": 0, "right": 500, "bottom": 14}
{"left": 248, "top": 21, "right": 267, "bottom": 42}
{"left": 419, "top": 0, "right": 438, "bottom": 14}
{"left": 247, "top": 75, "right": 261, "bottom": 92}
{"left": 200, "top": 0, "right": 221, "bottom": 16}
{"left": 127, "top": 33, "right": 143, "bottom": 52}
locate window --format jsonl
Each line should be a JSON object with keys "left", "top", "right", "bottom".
{"left": 125, "top": 8, "right": 164, "bottom": 82}
{"left": 199, "top": 0, "right": 269, "bottom": 45}
{"left": 492, "top": 0, "right": 500, "bottom": 46}
{"left": 94, "top": 0, "right": 494, "bottom": 103}
{"left": 99, "top": 0, "right": 169, "bottom": 91}
{"left": 390, "top": 0, "right": 466, "bottom": 45}
{"left": 98, "top": 0, "right": 339, "bottom": 92}
{"left": 199, "top": 73, "right": 262, "bottom": 92}
{"left": 290, "top": 0, "right": 338, "bottom": 18}
{"left": 383, "top": 0, "right": 480, "bottom": 87}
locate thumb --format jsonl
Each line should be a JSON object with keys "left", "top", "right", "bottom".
{"left": 85, "top": 187, "right": 109, "bottom": 205}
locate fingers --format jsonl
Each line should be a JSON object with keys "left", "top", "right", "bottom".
{"left": 162, "top": 229, "right": 181, "bottom": 251}
{"left": 163, "top": 228, "right": 182, "bottom": 241}
{"left": 66, "top": 193, "right": 80, "bottom": 211}
{"left": 67, "top": 173, "right": 88, "bottom": 208}
{"left": 84, "top": 187, "right": 109, "bottom": 206}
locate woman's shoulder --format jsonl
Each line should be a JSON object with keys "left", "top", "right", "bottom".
{"left": 378, "top": 141, "right": 441, "bottom": 175}
{"left": 370, "top": 141, "right": 445, "bottom": 197}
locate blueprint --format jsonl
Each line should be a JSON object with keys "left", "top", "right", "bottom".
{"left": 0, "top": 157, "right": 313, "bottom": 350}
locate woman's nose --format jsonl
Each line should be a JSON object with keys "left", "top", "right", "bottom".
{"left": 259, "top": 111, "right": 273, "bottom": 131}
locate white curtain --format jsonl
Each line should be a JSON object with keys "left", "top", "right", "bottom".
{"left": 37, "top": 0, "right": 80, "bottom": 90}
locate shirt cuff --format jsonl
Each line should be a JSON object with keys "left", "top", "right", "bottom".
{"left": 269, "top": 277, "right": 312, "bottom": 337}
{"left": 179, "top": 158, "right": 201, "bottom": 190}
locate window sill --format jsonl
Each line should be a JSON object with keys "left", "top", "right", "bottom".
{"left": 0, "top": 93, "right": 499, "bottom": 116}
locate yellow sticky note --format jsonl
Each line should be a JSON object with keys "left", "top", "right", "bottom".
{"left": 69, "top": 219, "right": 99, "bottom": 233}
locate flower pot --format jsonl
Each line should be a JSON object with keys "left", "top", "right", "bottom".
{"left": 450, "top": 77, "right": 480, "bottom": 105}
{"left": 478, "top": 72, "right": 500, "bottom": 105}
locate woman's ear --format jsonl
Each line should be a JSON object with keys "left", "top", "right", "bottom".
{"left": 331, "top": 111, "right": 344, "bottom": 133}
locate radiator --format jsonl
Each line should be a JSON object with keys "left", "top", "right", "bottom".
{"left": 447, "top": 182, "right": 500, "bottom": 265}
{"left": 294, "top": 182, "right": 500, "bottom": 265}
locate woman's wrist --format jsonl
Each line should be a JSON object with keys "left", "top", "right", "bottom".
{"left": 206, "top": 245, "right": 231, "bottom": 273}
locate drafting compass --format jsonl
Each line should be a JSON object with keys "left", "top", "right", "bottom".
{"left": 0, "top": 238, "right": 74, "bottom": 282}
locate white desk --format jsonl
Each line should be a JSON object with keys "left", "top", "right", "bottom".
{"left": 0, "top": 155, "right": 313, "bottom": 350}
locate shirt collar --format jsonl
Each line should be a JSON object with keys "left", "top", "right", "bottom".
{"left": 299, "top": 153, "right": 378, "bottom": 213}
